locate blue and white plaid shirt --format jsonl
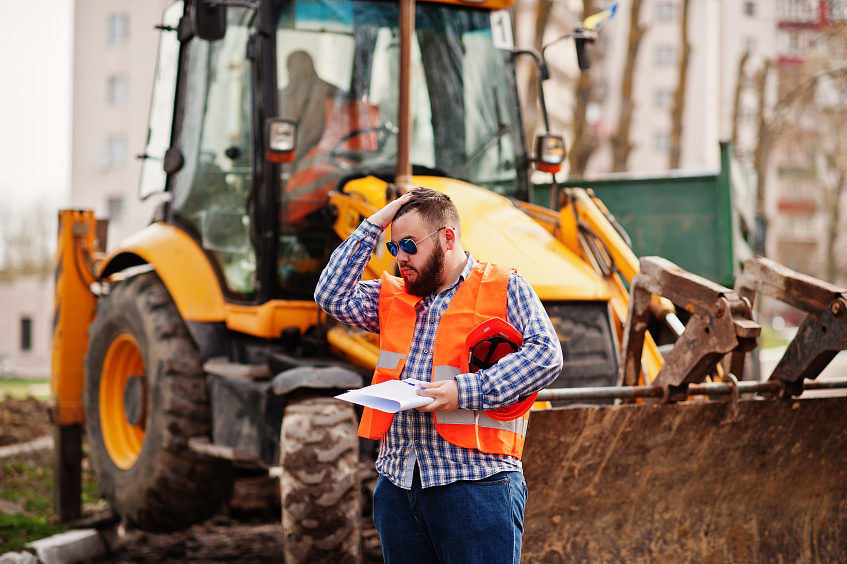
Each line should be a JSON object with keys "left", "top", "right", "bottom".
{"left": 315, "top": 219, "right": 563, "bottom": 489}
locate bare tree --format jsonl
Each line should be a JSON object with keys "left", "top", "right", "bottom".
{"left": 731, "top": 50, "right": 751, "bottom": 157}
{"left": 823, "top": 146, "right": 847, "bottom": 284}
{"left": 668, "top": 0, "right": 691, "bottom": 169}
{"left": 0, "top": 203, "right": 55, "bottom": 275}
{"left": 747, "top": 14, "right": 847, "bottom": 279}
{"left": 753, "top": 59, "right": 773, "bottom": 226}
{"left": 567, "top": 0, "right": 600, "bottom": 177}
{"left": 610, "top": 0, "right": 646, "bottom": 172}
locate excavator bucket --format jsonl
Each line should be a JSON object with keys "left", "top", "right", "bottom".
{"left": 522, "top": 395, "right": 847, "bottom": 562}
{"left": 522, "top": 257, "right": 847, "bottom": 562}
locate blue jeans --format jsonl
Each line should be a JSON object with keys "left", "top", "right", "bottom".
{"left": 373, "top": 467, "right": 527, "bottom": 564}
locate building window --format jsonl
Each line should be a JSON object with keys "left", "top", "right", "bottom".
{"left": 779, "top": 29, "right": 811, "bottom": 56}
{"left": 739, "top": 106, "right": 757, "bottom": 127}
{"left": 108, "top": 75, "right": 129, "bottom": 105}
{"left": 831, "top": 0, "right": 847, "bottom": 22}
{"left": 779, "top": 0, "right": 817, "bottom": 22}
{"left": 783, "top": 214, "right": 815, "bottom": 239}
{"left": 20, "top": 317, "right": 32, "bottom": 352}
{"left": 108, "top": 14, "right": 129, "bottom": 45}
{"left": 656, "top": 1, "right": 674, "bottom": 22}
{"left": 744, "top": 1, "right": 756, "bottom": 16}
{"left": 655, "top": 45, "right": 674, "bottom": 66}
{"left": 655, "top": 89, "right": 674, "bottom": 109}
{"left": 654, "top": 132, "right": 670, "bottom": 151}
{"left": 107, "top": 196, "right": 125, "bottom": 220}
{"left": 107, "top": 135, "right": 127, "bottom": 167}
{"left": 743, "top": 37, "right": 756, "bottom": 54}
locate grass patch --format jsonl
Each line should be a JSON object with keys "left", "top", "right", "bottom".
{"left": 759, "top": 325, "right": 788, "bottom": 350}
{"left": 0, "top": 459, "right": 103, "bottom": 555}
{"left": 0, "top": 378, "right": 50, "bottom": 400}
{"left": 0, "top": 513, "right": 65, "bottom": 554}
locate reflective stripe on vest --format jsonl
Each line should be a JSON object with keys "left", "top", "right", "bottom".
{"left": 357, "top": 262, "right": 530, "bottom": 459}
{"left": 432, "top": 364, "right": 529, "bottom": 437}
{"left": 376, "top": 350, "right": 406, "bottom": 371}
{"left": 434, "top": 410, "right": 529, "bottom": 436}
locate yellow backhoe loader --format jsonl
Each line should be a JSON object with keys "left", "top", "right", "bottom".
{"left": 51, "top": 0, "right": 847, "bottom": 562}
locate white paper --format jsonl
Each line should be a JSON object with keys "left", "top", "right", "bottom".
{"left": 335, "top": 379, "right": 434, "bottom": 413}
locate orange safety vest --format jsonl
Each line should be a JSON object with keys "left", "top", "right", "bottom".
{"left": 357, "top": 262, "right": 532, "bottom": 459}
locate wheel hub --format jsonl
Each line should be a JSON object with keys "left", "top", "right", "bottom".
{"left": 123, "top": 373, "right": 147, "bottom": 428}
{"left": 100, "top": 333, "right": 146, "bottom": 470}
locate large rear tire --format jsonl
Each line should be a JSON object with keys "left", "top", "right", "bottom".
{"left": 84, "top": 272, "right": 233, "bottom": 531}
{"left": 280, "top": 397, "right": 361, "bottom": 563}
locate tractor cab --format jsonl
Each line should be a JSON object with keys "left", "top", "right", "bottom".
{"left": 139, "top": 0, "right": 530, "bottom": 305}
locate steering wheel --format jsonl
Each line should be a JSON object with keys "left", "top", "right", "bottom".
{"left": 329, "top": 125, "right": 397, "bottom": 167}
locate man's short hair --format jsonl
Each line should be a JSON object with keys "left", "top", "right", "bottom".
{"left": 395, "top": 186, "right": 462, "bottom": 238}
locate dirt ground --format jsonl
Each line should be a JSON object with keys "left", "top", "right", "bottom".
{"left": 0, "top": 396, "right": 383, "bottom": 563}
{"left": 0, "top": 396, "right": 53, "bottom": 447}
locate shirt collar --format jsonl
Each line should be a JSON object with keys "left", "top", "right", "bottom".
{"left": 459, "top": 252, "right": 476, "bottom": 283}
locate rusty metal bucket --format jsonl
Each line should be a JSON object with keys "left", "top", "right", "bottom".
{"left": 521, "top": 396, "right": 847, "bottom": 563}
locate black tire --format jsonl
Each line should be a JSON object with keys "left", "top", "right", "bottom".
{"left": 84, "top": 272, "right": 233, "bottom": 531}
{"left": 280, "top": 397, "right": 361, "bottom": 563}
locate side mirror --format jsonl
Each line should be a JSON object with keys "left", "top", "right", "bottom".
{"left": 533, "top": 134, "right": 566, "bottom": 174}
{"left": 574, "top": 25, "right": 593, "bottom": 71}
{"left": 266, "top": 119, "right": 297, "bottom": 164}
{"left": 194, "top": 1, "right": 226, "bottom": 41}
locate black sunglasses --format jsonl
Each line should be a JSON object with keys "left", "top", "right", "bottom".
{"left": 386, "top": 227, "right": 446, "bottom": 257}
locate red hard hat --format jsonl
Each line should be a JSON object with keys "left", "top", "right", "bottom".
{"left": 462, "top": 317, "right": 523, "bottom": 374}
{"left": 463, "top": 318, "right": 538, "bottom": 421}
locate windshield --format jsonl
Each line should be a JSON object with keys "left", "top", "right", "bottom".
{"left": 275, "top": 1, "right": 522, "bottom": 187}
{"left": 272, "top": 0, "right": 524, "bottom": 297}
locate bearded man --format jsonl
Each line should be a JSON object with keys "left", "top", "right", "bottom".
{"left": 314, "top": 186, "right": 563, "bottom": 564}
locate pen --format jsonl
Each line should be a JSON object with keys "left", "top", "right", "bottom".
{"left": 402, "top": 379, "right": 426, "bottom": 389}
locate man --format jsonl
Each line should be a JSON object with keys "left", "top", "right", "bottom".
{"left": 315, "top": 187, "right": 563, "bottom": 564}
{"left": 278, "top": 50, "right": 342, "bottom": 160}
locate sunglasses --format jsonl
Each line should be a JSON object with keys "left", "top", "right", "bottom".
{"left": 386, "top": 227, "right": 446, "bottom": 257}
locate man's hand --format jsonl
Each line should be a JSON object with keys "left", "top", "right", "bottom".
{"left": 368, "top": 190, "right": 415, "bottom": 229}
{"left": 415, "top": 379, "right": 460, "bottom": 413}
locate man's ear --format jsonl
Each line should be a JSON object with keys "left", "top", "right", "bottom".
{"left": 444, "top": 227, "right": 457, "bottom": 250}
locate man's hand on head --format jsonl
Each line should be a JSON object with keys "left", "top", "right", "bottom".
{"left": 369, "top": 190, "right": 415, "bottom": 229}
{"left": 415, "top": 379, "right": 460, "bottom": 413}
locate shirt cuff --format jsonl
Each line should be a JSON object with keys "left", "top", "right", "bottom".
{"left": 359, "top": 218, "right": 384, "bottom": 239}
{"left": 455, "top": 372, "right": 483, "bottom": 410}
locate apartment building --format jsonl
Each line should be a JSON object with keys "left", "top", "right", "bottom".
{"left": 71, "top": 0, "right": 172, "bottom": 248}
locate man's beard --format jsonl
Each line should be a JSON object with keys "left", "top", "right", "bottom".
{"left": 402, "top": 243, "right": 445, "bottom": 297}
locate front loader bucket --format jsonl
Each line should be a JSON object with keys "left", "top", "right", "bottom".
{"left": 522, "top": 396, "right": 847, "bottom": 563}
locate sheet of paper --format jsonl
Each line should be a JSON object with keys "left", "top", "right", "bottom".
{"left": 335, "top": 379, "right": 434, "bottom": 413}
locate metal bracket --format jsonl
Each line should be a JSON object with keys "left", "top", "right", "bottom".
{"left": 618, "top": 257, "right": 760, "bottom": 400}
{"left": 735, "top": 257, "right": 847, "bottom": 397}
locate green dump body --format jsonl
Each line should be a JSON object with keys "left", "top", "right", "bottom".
{"left": 534, "top": 142, "right": 756, "bottom": 288}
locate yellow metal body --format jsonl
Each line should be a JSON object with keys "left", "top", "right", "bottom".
{"left": 513, "top": 188, "right": 666, "bottom": 384}
{"left": 104, "top": 223, "right": 226, "bottom": 323}
{"left": 100, "top": 224, "right": 325, "bottom": 339}
{"left": 327, "top": 325, "right": 380, "bottom": 371}
{"left": 51, "top": 210, "right": 100, "bottom": 425}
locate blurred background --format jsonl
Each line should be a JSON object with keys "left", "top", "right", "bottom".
{"left": 1, "top": 0, "right": 845, "bottom": 382}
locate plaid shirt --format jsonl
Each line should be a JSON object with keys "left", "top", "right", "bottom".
{"left": 315, "top": 219, "right": 563, "bottom": 489}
